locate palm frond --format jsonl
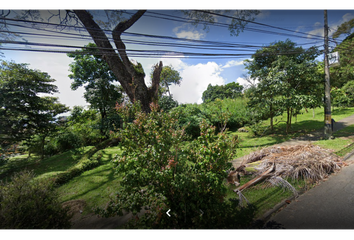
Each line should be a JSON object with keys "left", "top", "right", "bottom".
{"left": 267, "top": 176, "right": 298, "bottom": 197}
{"left": 235, "top": 189, "right": 250, "bottom": 207}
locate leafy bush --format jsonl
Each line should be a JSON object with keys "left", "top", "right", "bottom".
{"left": 197, "top": 98, "right": 254, "bottom": 132}
{"left": 172, "top": 103, "right": 209, "bottom": 138}
{"left": 342, "top": 80, "right": 354, "bottom": 106}
{"left": 0, "top": 170, "right": 72, "bottom": 229}
{"left": 158, "top": 95, "right": 179, "bottom": 112}
{"left": 54, "top": 149, "right": 103, "bottom": 186}
{"left": 56, "top": 131, "right": 83, "bottom": 152}
{"left": 0, "top": 147, "right": 8, "bottom": 166}
{"left": 96, "top": 102, "right": 256, "bottom": 229}
{"left": 43, "top": 139, "right": 60, "bottom": 156}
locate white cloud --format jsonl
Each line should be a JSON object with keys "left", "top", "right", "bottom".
{"left": 169, "top": 61, "right": 225, "bottom": 104}
{"left": 308, "top": 13, "right": 354, "bottom": 38}
{"left": 174, "top": 30, "right": 205, "bottom": 40}
{"left": 222, "top": 60, "right": 244, "bottom": 68}
{"left": 236, "top": 76, "right": 259, "bottom": 89}
{"left": 173, "top": 25, "right": 206, "bottom": 40}
{"left": 342, "top": 13, "right": 354, "bottom": 22}
{"left": 141, "top": 57, "right": 243, "bottom": 104}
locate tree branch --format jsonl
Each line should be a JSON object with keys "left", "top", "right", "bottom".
{"left": 112, "top": 10, "right": 146, "bottom": 76}
{"left": 150, "top": 61, "right": 163, "bottom": 103}
{"left": 73, "top": 10, "right": 135, "bottom": 100}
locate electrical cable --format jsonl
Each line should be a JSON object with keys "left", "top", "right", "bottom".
{"left": 0, "top": 39, "right": 324, "bottom": 60}
{"left": 1, "top": 14, "right": 331, "bottom": 45}
{"left": 0, "top": 14, "right": 329, "bottom": 59}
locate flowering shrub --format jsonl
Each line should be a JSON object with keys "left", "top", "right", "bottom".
{"left": 97, "top": 102, "right": 255, "bottom": 228}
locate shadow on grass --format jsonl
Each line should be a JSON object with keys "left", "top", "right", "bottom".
{"left": 0, "top": 149, "right": 89, "bottom": 181}
{"left": 59, "top": 152, "right": 118, "bottom": 204}
{"left": 332, "top": 107, "right": 354, "bottom": 116}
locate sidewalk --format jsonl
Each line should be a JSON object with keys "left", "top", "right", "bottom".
{"left": 263, "top": 114, "right": 354, "bottom": 229}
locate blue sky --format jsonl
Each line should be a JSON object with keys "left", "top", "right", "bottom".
{"left": 2, "top": 4, "right": 354, "bottom": 109}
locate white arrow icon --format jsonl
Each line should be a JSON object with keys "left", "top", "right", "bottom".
{"left": 200, "top": 209, "right": 204, "bottom": 216}
{"left": 166, "top": 209, "right": 171, "bottom": 217}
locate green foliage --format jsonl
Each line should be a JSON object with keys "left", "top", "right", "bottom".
{"left": 202, "top": 98, "right": 252, "bottom": 131}
{"left": 245, "top": 39, "right": 322, "bottom": 133}
{"left": 150, "top": 65, "right": 182, "bottom": 97}
{"left": 0, "top": 170, "right": 72, "bottom": 229}
{"left": 0, "top": 60, "right": 69, "bottom": 146}
{"left": 333, "top": 18, "right": 354, "bottom": 39}
{"left": 202, "top": 82, "right": 243, "bottom": 103}
{"left": 172, "top": 103, "right": 209, "bottom": 138}
{"left": 133, "top": 62, "right": 145, "bottom": 77}
{"left": 96, "top": 102, "right": 255, "bottom": 229}
{"left": 331, "top": 87, "right": 350, "bottom": 108}
{"left": 68, "top": 43, "right": 123, "bottom": 136}
{"left": 342, "top": 80, "right": 354, "bottom": 106}
{"left": 56, "top": 131, "right": 83, "bottom": 153}
{"left": 330, "top": 33, "right": 354, "bottom": 88}
{"left": 0, "top": 147, "right": 8, "bottom": 166}
{"left": 158, "top": 95, "right": 179, "bottom": 112}
{"left": 54, "top": 156, "right": 101, "bottom": 186}
{"left": 173, "top": 98, "right": 253, "bottom": 138}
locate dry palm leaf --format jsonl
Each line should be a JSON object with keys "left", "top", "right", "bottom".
{"left": 232, "top": 144, "right": 344, "bottom": 205}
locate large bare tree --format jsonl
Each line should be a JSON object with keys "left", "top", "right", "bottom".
{"left": 73, "top": 10, "right": 162, "bottom": 113}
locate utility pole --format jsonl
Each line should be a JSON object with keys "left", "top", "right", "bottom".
{"left": 324, "top": 10, "right": 332, "bottom": 139}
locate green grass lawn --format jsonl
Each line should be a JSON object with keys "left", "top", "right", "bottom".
{"left": 57, "top": 146, "right": 123, "bottom": 214}
{"left": 0, "top": 147, "right": 94, "bottom": 182}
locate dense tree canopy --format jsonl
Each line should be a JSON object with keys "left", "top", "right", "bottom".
{"left": 330, "top": 32, "right": 354, "bottom": 88}
{"left": 202, "top": 82, "right": 243, "bottom": 103}
{"left": 68, "top": 43, "right": 123, "bottom": 136}
{"left": 0, "top": 60, "right": 69, "bottom": 147}
{"left": 245, "top": 39, "right": 322, "bottom": 133}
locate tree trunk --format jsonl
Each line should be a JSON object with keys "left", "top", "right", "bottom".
{"left": 313, "top": 108, "right": 315, "bottom": 118}
{"left": 286, "top": 108, "right": 290, "bottom": 134}
{"left": 270, "top": 103, "right": 274, "bottom": 132}
{"left": 40, "top": 135, "right": 46, "bottom": 160}
{"left": 73, "top": 10, "right": 162, "bottom": 113}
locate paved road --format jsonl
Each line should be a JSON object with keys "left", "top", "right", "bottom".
{"left": 268, "top": 155, "right": 354, "bottom": 229}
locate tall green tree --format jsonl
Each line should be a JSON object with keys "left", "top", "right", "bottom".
{"left": 0, "top": 60, "right": 69, "bottom": 157}
{"left": 330, "top": 32, "right": 354, "bottom": 88}
{"left": 150, "top": 65, "right": 182, "bottom": 97}
{"left": 245, "top": 39, "right": 322, "bottom": 133}
{"left": 68, "top": 43, "right": 123, "bottom": 136}
{"left": 202, "top": 82, "right": 243, "bottom": 103}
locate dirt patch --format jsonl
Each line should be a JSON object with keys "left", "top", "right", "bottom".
{"left": 62, "top": 199, "right": 87, "bottom": 223}
{"left": 62, "top": 199, "right": 146, "bottom": 229}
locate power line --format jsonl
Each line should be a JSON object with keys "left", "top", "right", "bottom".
{"left": 0, "top": 15, "right": 325, "bottom": 59}
{"left": 1, "top": 14, "right": 328, "bottom": 46}
{"left": 0, "top": 39, "right": 324, "bottom": 60}
{"left": 1, "top": 19, "right": 324, "bottom": 50}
